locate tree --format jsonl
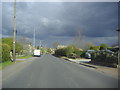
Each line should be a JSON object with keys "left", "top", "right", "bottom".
{"left": 47, "top": 48, "right": 52, "bottom": 53}
{"left": 53, "top": 41, "right": 60, "bottom": 49}
{"left": 40, "top": 48, "right": 46, "bottom": 54}
{"left": 17, "top": 37, "right": 33, "bottom": 55}
{"left": 100, "top": 43, "right": 109, "bottom": 48}
{"left": 90, "top": 46, "right": 100, "bottom": 51}
{"left": 74, "top": 30, "right": 85, "bottom": 49}
{"left": 2, "top": 37, "right": 22, "bottom": 53}
{"left": 2, "top": 43, "right": 11, "bottom": 62}
{"left": 86, "top": 42, "right": 95, "bottom": 50}
{"left": 100, "top": 43, "right": 109, "bottom": 50}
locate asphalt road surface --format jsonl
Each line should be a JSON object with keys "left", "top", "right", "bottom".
{"left": 2, "top": 54, "right": 118, "bottom": 88}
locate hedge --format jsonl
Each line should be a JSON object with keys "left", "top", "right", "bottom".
{"left": 91, "top": 50, "right": 118, "bottom": 64}
{"left": 2, "top": 43, "right": 11, "bottom": 62}
{"left": 55, "top": 46, "right": 85, "bottom": 58}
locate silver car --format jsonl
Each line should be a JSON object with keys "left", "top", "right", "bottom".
{"left": 85, "top": 50, "right": 95, "bottom": 59}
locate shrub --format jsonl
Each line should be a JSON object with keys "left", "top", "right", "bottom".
{"left": 90, "top": 46, "right": 100, "bottom": 51}
{"left": 68, "top": 53, "right": 77, "bottom": 59}
{"left": 2, "top": 37, "right": 23, "bottom": 53}
{"left": 74, "top": 49, "right": 83, "bottom": 58}
{"left": 40, "top": 48, "right": 46, "bottom": 54}
{"left": 55, "top": 45, "right": 85, "bottom": 59}
{"left": 80, "top": 51, "right": 86, "bottom": 58}
{"left": 99, "top": 43, "right": 110, "bottom": 50}
{"left": 55, "top": 48, "right": 65, "bottom": 56}
{"left": 2, "top": 43, "right": 11, "bottom": 62}
{"left": 65, "top": 46, "right": 74, "bottom": 57}
{"left": 47, "top": 48, "right": 52, "bottom": 54}
{"left": 91, "top": 50, "right": 118, "bottom": 64}
{"left": 0, "top": 44, "right": 2, "bottom": 63}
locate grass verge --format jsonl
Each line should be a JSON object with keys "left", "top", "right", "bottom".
{"left": 0, "top": 61, "right": 21, "bottom": 70}
{"left": 0, "top": 61, "right": 14, "bottom": 70}
{"left": 16, "top": 56, "right": 32, "bottom": 59}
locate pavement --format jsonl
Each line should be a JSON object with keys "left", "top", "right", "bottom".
{"left": 61, "top": 57, "right": 118, "bottom": 78}
{"left": 2, "top": 54, "right": 118, "bottom": 88}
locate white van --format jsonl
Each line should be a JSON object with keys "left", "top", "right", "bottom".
{"left": 33, "top": 49, "right": 41, "bottom": 57}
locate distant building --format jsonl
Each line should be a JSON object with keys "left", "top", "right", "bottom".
{"left": 57, "top": 45, "right": 67, "bottom": 49}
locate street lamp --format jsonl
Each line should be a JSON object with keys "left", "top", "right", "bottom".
{"left": 116, "top": 28, "right": 120, "bottom": 66}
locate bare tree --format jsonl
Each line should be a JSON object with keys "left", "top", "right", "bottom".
{"left": 85, "top": 42, "right": 95, "bottom": 50}
{"left": 53, "top": 41, "right": 60, "bottom": 49}
{"left": 17, "top": 37, "right": 32, "bottom": 56}
{"left": 74, "top": 29, "right": 86, "bottom": 49}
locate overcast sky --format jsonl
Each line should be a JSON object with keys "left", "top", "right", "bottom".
{"left": 2, "top": 2, "right": 118, "bottom": 48}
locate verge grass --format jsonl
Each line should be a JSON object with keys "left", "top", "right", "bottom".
{"left": 16, "top": 56, "right": 32, "bottom": 59}
{"left": 0, "top": 61, "right": 21, "bottom": 70}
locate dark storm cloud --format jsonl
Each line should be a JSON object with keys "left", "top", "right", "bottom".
{"left": 2, "top": 2, "right": 118, "bottom": 47}
{"left": 60, "top": 2, "right": 118, "bottom": 37}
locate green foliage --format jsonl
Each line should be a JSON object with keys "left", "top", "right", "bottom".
{"left": 2, "top": 37, "right": 22, "bottom": 53}
{"left": 91, "top": 50, "right": 118, "bottom": 64}
{"left": 55, "top": 45, "right": 84, "bottom": 58}
{"left": 47, "top": 48, "right": 52, "bottom": 53}
{"left": 55, "top": 48, "right": 66, "bottom": 56}
{"left": 89, "top": 46, "right": 100, "bottom": 51}
{"left": 2, "top": 43, "right": 11, "bottom": 62}
{"left": 74, "top": 48, "right": 83, "bottom": 58}
{"left": 0, "top": 61, "right": 14, "bottom": 70}
{"left": 100, "top": 43, "right": 109, "bottom": 48}
{"left": 80, "top": 51, "right": 86, "bottom": 58}
{"left": 99, "top": 43, "right": 110, "bottom": 50}
{"left": 40, "top": 48, "right": 46, "bottom": 54}
{"left": 67, "top": 53, "right": 77, "bottom": 59}
{"left": 37, "top": 46, "right": 39, "bottom": 49}
{"left": 16, "top": 55, "right": 32, "bottom": 59}
{"left": 0, "top": 43, "right": 2, "bottom": 63}
{"left": 65, "top": 45, "right": 75, "bottom": 57}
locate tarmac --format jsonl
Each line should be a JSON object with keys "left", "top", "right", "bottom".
{"left": 61, "top": 57, "right": 118, "bottom": 78}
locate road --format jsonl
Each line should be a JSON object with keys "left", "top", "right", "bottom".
{"left": 2, "top": 54, "right": 118, "bottom": 88}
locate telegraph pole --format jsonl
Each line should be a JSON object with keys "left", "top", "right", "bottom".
{"left": 116, "top": 28, "right": 120, "bottom": 65}
{"left": 13, "top": 0, "right": 16, "bottom": 62}
{"left": 39, "top": 40, "right": 41, "bottom": 48}
{"left": 117, "top": 1, "right": 120, "bottom": 66}
{"left": 33, "top": 28, "right": 35, "bottom": 49}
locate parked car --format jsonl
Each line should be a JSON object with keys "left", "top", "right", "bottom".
{"left": 85, "top": 50, "right": 95, "bottom": 59}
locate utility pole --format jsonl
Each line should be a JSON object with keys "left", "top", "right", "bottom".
{"left": 116, "top": 1, "right": 120, "bottom": 66}
{"left": 39, "top": 40, "right": 41, "bottom": 48}
{"left": 116, "top": 28, "right": 120, "bottom": 66}
{"left": 13, "top": 0, "right": 16, "bottom": 62}
{"left": 33, "top": 28, "right": 35, "bottom": 49}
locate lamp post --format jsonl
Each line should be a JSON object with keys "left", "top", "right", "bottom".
{"left": 116, "top": 28, "right": 120, "bottom": 66}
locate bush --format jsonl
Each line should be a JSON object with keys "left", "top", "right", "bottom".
{"left": 74, "top": 49, "right": 83, "bottom": 58}
{"left": 40, "top": 48, "right": 46, "bottom": 54}
{"left": 2, "top": 44, "right": 11, "bottom": 62}
{"left": 91, "top": 50, "right": 118, "bottom": 64}
{"left": 99, "top": 43, "right": 110, "bottom": 50}
{"left": 90, "top": 46, "right": 100, "bottom": 51}
{"left": 2, "top": 37, "right": 23, "bottom": 53}
{"left": 0, "top": 44, "right": 2, "bottom": 63}
{"left": 47, "top": 48, "right": 52, "bottom": 54}
{"left": 55, "top": 48, "right": 66, "bottom": 56}
{"left": 68, "top": 53, "right": 77, "bottom": 59}
{"left": 55, "top": 45, "right": 85, "bottom": 59}
{"left": 80, "top": 51, "right": 86, "bottom": 58}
